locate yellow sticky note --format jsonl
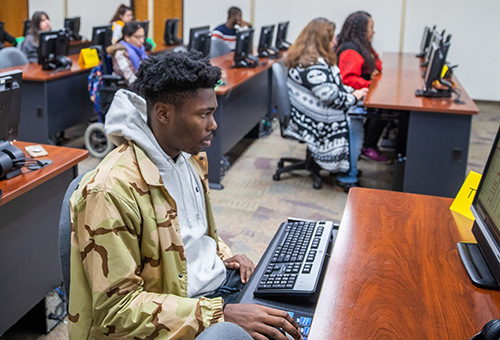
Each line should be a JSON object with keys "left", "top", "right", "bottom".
{"left": 78, "top": 48, "right": 100, "bottom": 69}
{"left": 450, "top": 171, "right": 482, "bottom": 220}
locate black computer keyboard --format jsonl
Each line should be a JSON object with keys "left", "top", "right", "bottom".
{"left": 254, "top": 220, "right": 334, "bottom": 300}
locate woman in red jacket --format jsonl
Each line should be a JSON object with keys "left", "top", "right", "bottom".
{"left": 336, "top": 11, "right": 390, "bottom": 163}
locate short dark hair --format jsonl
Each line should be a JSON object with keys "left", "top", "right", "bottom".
{"left": 120, "top": 20, "right": 142, "bottom": 40}
{"left": 228, "top": 6, "right": 241, "bottom": 18}
{"left": 132, "top": 50, "right": 221, "bottom": 122}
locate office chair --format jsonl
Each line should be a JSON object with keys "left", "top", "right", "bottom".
{"left": 210, "top": 38, "right": 231, "bottom": 58}
{"left": 58, "top": 173, "right": 86, "bottom": 300}
{"left": 0, "top": 47, "right": 29, "bottom": 68}
{"left": 271, "top": 63, "right": 323, "bottom": 189}
{"left": 173, "top": 45, "right": 188, "bottom": 53}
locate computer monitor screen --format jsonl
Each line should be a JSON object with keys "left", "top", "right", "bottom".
{"left": 418, "top": 26, "right": 431, "bottom": 56}
{"left": 234, "top": 28, "right": 254, "bottom": 62}
{"left": 422, "top": 35, "right": 451, "bottom": 91}
{"left": 64, "top": 17, "right": 81, "bottom": 41}
{"left": 275, "top": 21, "right": 290, "bottom": 50}
{"left": 91, "top": 25, "right": 112, "bottom": 51}
{"left": 0, "top": 70, "right": 22, "bottom": 142}
{"left": 137, "top": 20, "right": 149, "bottom": 39}
{"left": 38, "top": 30, "right": 70, "bottom": 70}
{"left": 23, "top": 19, "right": 31, "bottom": 37}
{"left": 164, "top": 18, "right": 180, "bottom": 45}
{"left": 188, "top": 26, "right": 211, "bottom": 56}
{"left": 424, "top": 29, "right": 443, "bottom": 65}
{"left": 258, "top": 24, "right": 275, "bottom": 54}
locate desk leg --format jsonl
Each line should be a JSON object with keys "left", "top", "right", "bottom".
{"left": 403, "top": 111, "right": 471, "bottom": 197}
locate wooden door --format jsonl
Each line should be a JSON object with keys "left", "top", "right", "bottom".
{"left": 0, "top": 0, "right": 29, "bottom": 42}
{"left": 154, "top": 0, "right": 183, "bottom": 47}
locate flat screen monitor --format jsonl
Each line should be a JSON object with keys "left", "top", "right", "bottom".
{"left": 0, "top": 70, "right": 22, "bottom": 142}
{"left": 424, "top": 29, "right": 443, "bottom": 66}
{"left": 233, "top": 28, "right": 255, "bottom": 66}
{"left": 257, "top": 24, "right": 275, "bottom": 56}
{"left": 188, "top": 26, "right": 211, "bottom": 57}
{"left": 137, "top": 20, "right": 149, "bottom": 39}
{"left": 23, "top": 19, "right": 31, "bottom": 37}
{"left": 64, "top": 17, "right": 82, "bottom": 41}
{"left": 459, "top": 125, "right": 500, "bottom": 290}
{"left": 417, "top": 25, "right": 433, "bottom": 57}
{"left": 164, "top": 18, "right": 181, "bottom": 45}
{"left": 422, "top": 34, "right": 451, "bottom": 91}
{"left": 275, "top": 21, "right": 290, "bottom": 50}
{"left": 38, "top": 30, "right": 71, "bottom": 70}
{"left": 91, "top": 25, "right": 112, "bottom": 51}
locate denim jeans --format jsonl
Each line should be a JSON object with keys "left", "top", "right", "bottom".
{"left": 337, "top": 115, "right": 365, "bottom": 184}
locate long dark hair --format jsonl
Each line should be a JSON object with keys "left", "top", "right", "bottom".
{"left": 336, "top": 11, "right": 375, "bottom": 72}
{"left": 110, "top": 4, "right": 133, "bottom": 23}
{"left": 286, "top": 18, "right": 337, "bottom": 68}
{"left": 28, "top": 11, "right": 50, "bottom": 43}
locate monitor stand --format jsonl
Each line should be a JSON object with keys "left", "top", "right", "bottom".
{"left": 457, "top": 242, "right": 500, "bottom": 290}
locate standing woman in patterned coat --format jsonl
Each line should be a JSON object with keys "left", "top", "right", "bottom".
{"left": 285, "top": 17, "right": 367, "bottom": 191}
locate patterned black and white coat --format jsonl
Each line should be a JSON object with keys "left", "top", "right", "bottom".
{"left": 284, "top": 57, "right": 358, "bottom": 173}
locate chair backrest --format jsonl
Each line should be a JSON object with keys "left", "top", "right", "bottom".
{"left": 173, "top": 45, "right": 188, "bottom": 53}
{"left": 271, "top": 63, "right": 291, "bottom": 135}
{"left": 0, "top": 47, "right": 29, "bottom": 68}
{"left": 59, "top": 172, "right": 86, "bottom": 299}
{"left": 210, "top": 38, "right": 231, "bottom": 58}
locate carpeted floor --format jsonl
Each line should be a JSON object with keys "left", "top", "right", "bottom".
{"left": 1, "top": 101, "right": 499, "bottom": 339}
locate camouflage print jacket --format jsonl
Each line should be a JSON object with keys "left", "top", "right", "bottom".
{"left": 69, "top": 141, "right": 232, "bottom": 339}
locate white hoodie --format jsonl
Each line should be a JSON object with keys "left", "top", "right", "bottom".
{"left": 105, "top": 89, "right": 226, "bottom": 298}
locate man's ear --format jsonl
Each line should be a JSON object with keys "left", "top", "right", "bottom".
{"left": 153, "top": 102, "right": 175, "bottom": 125}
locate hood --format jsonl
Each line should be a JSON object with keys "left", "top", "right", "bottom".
{"left": 106, "top": 42, "right": 127, "bottom": 56}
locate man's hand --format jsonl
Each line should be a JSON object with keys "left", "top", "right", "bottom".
{"left": 223, "top": 254, "right": 255, "bottom": 284}
{"left": 224, "top": 304, "right": 302, "bottom": 340}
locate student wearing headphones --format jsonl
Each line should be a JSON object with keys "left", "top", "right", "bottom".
{"left": 110, "top": 4, "right": 134, "bottom": 44}
{"left": 212, "top": 6, "right": 252, "bottom": 51}
{"left": 20, "top": 11, "right": 51, "bottom": 62}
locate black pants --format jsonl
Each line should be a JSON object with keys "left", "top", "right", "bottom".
{"left": 363, "top": 117, "right": 387, "bottom": 149}
{"left": 205, "top": 269, "right": 245, "bottom": 304}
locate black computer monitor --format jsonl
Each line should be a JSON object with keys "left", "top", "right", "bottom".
{"left": 137, "top": 20, "right": 149, "bottom": 39}
{"left": 188, "top": 26, "right": 211, "bottom": 57}
{"left": 233, "top": 28, "right": 258, "bottom": 68}
{"left": 38, "top": 30, "right": 72, "bottom": 70}
{"left": 0, "top": 70, "right": 22, "bottom": 142}
{"left": 91, "top": 25, "right": 112, "bottom": 51}
{"left": 64, "top": 17, "right": 82, "bottom": 41}
{"left": 416, "top": 25, "right": 435, "bottom": 58}
{"left": 258, "top": 24, "right": 277, "bottom": 58}
{"left": 164, "top": 18, "right": 181, "bottom": 45}
{"left": 423, "top": 29, "right": 444, "bottom": 66}
{"left": 23, "top": 19, "right": 31, "bottom": 37}
{"left": 458, "top": 125, "right": 500, "bottom": 290}
{"left": 275, "top": 21, "right": 291, "bottom": 50}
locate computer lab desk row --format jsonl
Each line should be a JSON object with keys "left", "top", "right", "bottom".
{"left": 237, "top": 187, "right": 500, "bottom": 339}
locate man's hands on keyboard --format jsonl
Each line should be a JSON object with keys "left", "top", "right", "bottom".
{"left": 224, "top": 254, "right": 256, "bottom": 284}
{"left": 224, "top": 304, "right": 303, "bottom": 340}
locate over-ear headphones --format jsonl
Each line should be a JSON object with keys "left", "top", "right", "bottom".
{"left": 469, "top": 319, "right": 500, "bottom": 340}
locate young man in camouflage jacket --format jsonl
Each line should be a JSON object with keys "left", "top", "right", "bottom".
{"left": 69, "top": 50, "right": 302, "bottom": 340}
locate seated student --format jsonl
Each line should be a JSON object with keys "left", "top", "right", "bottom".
{"left": 20, "top": 11, "right": 51, "bottom": 62}
{"left": 0, "top": 25, "right": 17, "bottom": 49}
{"left": 110, "top": 4, "right": 133, "bottom": 44}
{"left": 284, "top": 17, "right": 367, "bottom": 192}
{"left": 336, "top": 11, "right": 389, "bottom": 163}
{"left": 106, "top": 21, "right": 149, "bottom": 86}
{"left": 212, "top": 6, "right": 252, "bottom": 51}
{"left": 68, "top": 50, "right": 302, "bottom": 340}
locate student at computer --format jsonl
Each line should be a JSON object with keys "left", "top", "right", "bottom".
{"left": 212, "top": 6, "right": 252, "bottom": 51}
{"left": 110, "top": 4, "right": 133, "bottom": 44}
{"left": 106, "top": 21, "right": 149, "bottom": 86}
{"left": 336, "top": 11, "right": 389, "bottom": 163}
{"left": 68, "top": 50, "right": 302, "bottom": 340}
{"left": 20, "top": 11, "right": 51, "bottom": 62}
{"left": 285, "top": 17, "right": 367, "bottom": 192}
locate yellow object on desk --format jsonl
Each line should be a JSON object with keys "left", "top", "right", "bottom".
{"left": 450, "top": 171, "right": 482, "bottom": 220}
{"left": 78, "top": 48, "right": 100, "bottom": 68}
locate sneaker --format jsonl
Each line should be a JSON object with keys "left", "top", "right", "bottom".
{"left": 360, "top": 148, "right": 392, "bottom": 164}
{"left": 335, "top": 180, "right": 362, "bottom": 193}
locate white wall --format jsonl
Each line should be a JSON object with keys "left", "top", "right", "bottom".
{"left": 403, "top": 0, "right": 500, "bottom": 101}
{"left": 29, "top": 0, "right": 64, "bottom": 31}
{"left": 67, "top": 0, "right": 124, "bottom": 40}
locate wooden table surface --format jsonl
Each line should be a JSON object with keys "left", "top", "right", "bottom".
{"left": 0, "top": 142, "right": 88, "bottom": 206}
{"left": 364, "top": 52, "right": 479, "bottom": 115}
{"left": 310, "top": 188, "right": 500, "bottom": 339}
{"left": 0, "top": 54, "right": 92, "bottom": 82}
{"left": 211, "top": 52, "right": 285, "bottom": 95}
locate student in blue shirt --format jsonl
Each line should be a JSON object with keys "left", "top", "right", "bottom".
{"left": 212, "top": 6, "right": 251, "bottom": 50}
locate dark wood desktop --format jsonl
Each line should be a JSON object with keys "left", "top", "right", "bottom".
{"left": 364, "top": 52, "right": 479, "bottom": 198}
{"left": 0, "top": 142, "right": 88, "bottom": 335}
{"left": 310, "top": 188, "right": 500, "bottom": 339}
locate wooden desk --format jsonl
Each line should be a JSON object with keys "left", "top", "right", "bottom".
{"left": 364, "top": 52, "right": 479, "bottom": 198}
{"left": 206, "top": 52, "right": 284, "bottom": 188}
{"left": 150, "top": 42, "right": 185, "bottom": 55}
{"left": 0, "top": 142, "right": 87, "bottom": 335}
{"left": 310, "top": 188, "right": 500, "bottom": 339}
{"left": 0, "top": 54, "right": 94, "bottom": 144}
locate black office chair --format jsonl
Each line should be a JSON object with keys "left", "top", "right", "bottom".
{"left": 58, "top": 172, "right": 86, "bottom": 302}
{"left": 271, "top": 63, "right": 323, "bottom": 189}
